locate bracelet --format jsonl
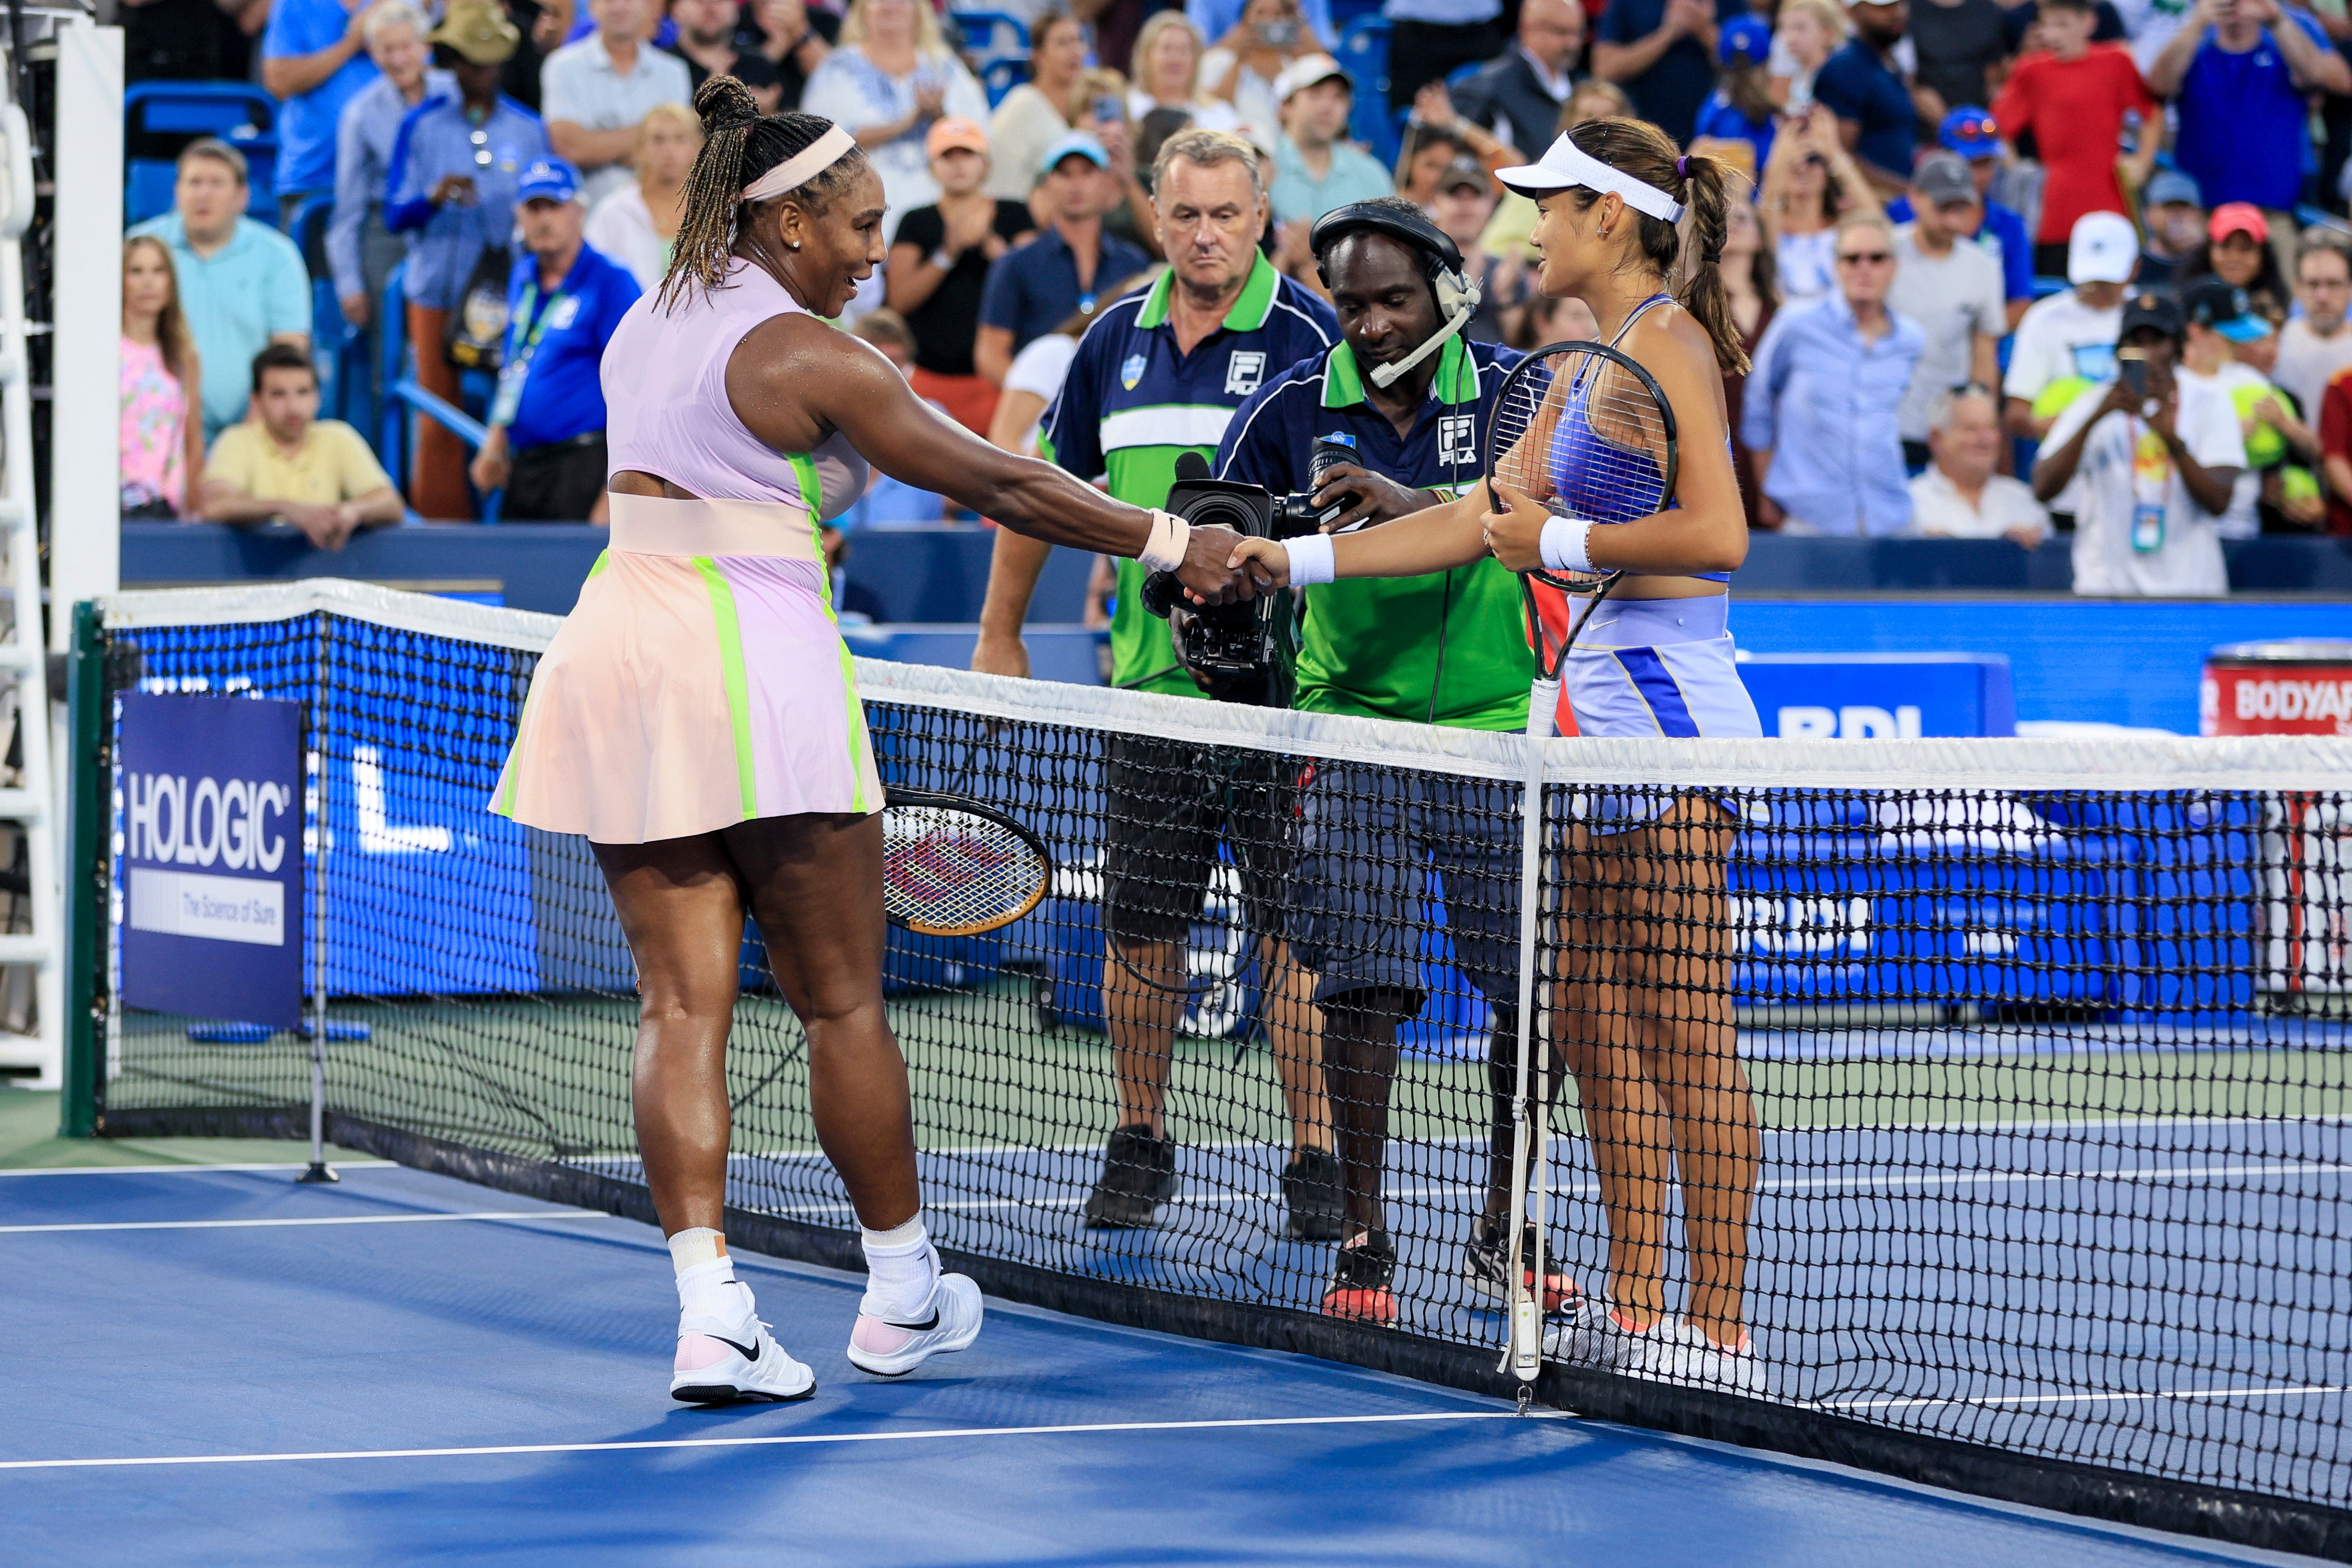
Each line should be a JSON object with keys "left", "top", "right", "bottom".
{"left": 1138, "top": 508, "right": 1191, "bottom": 572}
{"left": 1539, "top": 515, "right": 1594, "bottom": 573}
{"left": 1285, "top": 533, "right": 1336, "bottom": 586}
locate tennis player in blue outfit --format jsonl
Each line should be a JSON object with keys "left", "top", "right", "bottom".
{"left": 1229, "top": 116, "right": 1768, "bottom": 1396}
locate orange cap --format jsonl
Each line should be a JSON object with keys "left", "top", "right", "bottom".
{"left": 926, "top": 117, "right": 989, "bottom": 158}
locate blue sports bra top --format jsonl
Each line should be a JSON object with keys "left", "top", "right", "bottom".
{"left": 1542, "top": 292, "right": 1731, "bottom": 585}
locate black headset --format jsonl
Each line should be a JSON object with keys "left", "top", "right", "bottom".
{"left": 1309, "top": 201, "right": 1481, "bottom": 323}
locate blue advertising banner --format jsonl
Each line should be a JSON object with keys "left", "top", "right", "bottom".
{"left": 119, "top": 692, "right": 305, "bottom": 1028}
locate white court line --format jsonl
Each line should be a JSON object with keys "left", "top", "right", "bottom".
{"left": 0, "top": 1210, "right": 609, "bottom": 1235}
{"left": 1820, "top": 1384, "right": 2351, "bottom": 1414}
{"left": 0, "top": 1161, "right": 395, "bottom": 1179}
{"left": 0, "top": 1409, "right": 1533, "bottom": 1472}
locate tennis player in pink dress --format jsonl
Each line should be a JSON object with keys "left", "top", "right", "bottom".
{"left": 492, "top": 85, "right": 1252, "bottom": 1405}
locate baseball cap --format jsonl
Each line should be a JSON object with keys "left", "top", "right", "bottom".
{"left": 926, "top": 117, "right": 988, "bottom": 158}
{"left": 2181, "top": 277, "right": 2271, "bottom": 343}
{"left": 2119, "top": 289, "right": 2186, "bottom": 342}
{"left": 516, "top": 158, "right": 581, "bottom": 206}
{"left": 427, "top": 0, "right": 521, "bottom": 64}
{"left": 1036, "top": 131, "right": 1111, "bottom": 178}
{"left": 1436, "top": 155, "right": 1491, "bottom": 196}
{"left": 2142, "top": 168, "right": 2202, "bottom": 210}
{"left": 2068, "top": 210, "right": 2139, "bottom": 285}
{"left": 1272, "top": 53, "right": 1351, "bottom": 103}
{"left": 2210, "top": 201, "right": 2270, "bottom": 244}
{"left": 1912, "top": 151, "right": 1978, "bottom": 207}
{"left": 1939, "top": 106, "right": 2001, "bottom": 159}
{"left": 1718, "top": 15, "right": 1771, "bottom": 66}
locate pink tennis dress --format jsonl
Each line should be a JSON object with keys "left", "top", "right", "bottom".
{"left": 491, "top": 259, "right": 883, "bottom": 843}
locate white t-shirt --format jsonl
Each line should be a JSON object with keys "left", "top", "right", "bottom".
{"left": 2181, "top": 361, "right": 2272, "bottom": 540}
{"left": 1888, "top": 227, "right": 2008, "bottom": 441}
{"left": 2272, "top": 319, "right": 2352, "bottom": 429}
{"left": 1003, "top": 331, "right": 1079, "bottom": 453}
{"left": 2043, "top": 373, "right": 2246, "bottom": 597}
{"left": 1907, "top": 465, "right": 2051, "bottom": 541}
{"left": 2003, "top": 290, "right": 2124, "bottom": 407}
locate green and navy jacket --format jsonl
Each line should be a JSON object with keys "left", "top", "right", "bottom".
{"left": 1215, "top": 334, "right": 1534, "bottom": 731}
{"left": 1039, "top": 253, "right": 1337, "bottom": 697}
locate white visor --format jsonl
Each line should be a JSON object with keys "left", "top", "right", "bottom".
{"left": 741, "top": 123, "right": 856, "bottom": 204}
{"left": 1493, "top": 133, "right": 1685, "bottom": 223}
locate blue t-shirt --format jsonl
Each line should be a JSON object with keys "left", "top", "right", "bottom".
{"left": 1595, "top": 0, "right": 1748, "bottom": 145}
{"left": 496, "top": 242, "right": 640, "bottom": 449}
{"left": 1814, "top": 38, "right": 1914, "bottom": 180}
{"left": 2172, "top": 14, "right": 2331, "bottom": 212}
{"left": 1692, "top": 91, "right": 1775, "bottom": 172}
{"left": 979, "top": 226, "right": 1154, "bottom": 356}
{"left": 261, "top": 0, "right": 380, "bottom": 196}
{"left": 1887, "top": 194, "right": 2034, "bottom": 302}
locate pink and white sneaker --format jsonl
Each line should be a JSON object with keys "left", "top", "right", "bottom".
{"left": 846, "top": 1273, "right": 985, "bottom": 1377}
{"left": 670, "top": 1302, "right": 818, "bottom": 1405}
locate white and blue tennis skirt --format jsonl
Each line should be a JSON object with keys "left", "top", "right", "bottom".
{"left": 1561, "top": 593, "right": 1763, "bottom": 835}
{"left": 1562, "top": 593, "right": 1761, "bottom": 739}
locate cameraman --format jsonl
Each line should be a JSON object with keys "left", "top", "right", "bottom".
{"left": 971, "top": 129, "right": 1346, "bottom": 1238}
{"left": 1214, "top": 198, "right": 1540, "bottom": 1325}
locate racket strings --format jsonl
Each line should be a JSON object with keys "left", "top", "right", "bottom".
{"left": 881, "top": 805, "right": 1048, "bottom": 936}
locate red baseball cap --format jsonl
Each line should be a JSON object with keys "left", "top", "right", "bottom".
{"left": 2209, "top": 201, "right": 2269, "bottom": 244}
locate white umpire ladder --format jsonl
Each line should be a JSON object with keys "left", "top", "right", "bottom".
{"left": 0, "top": 80, "right": 61, "bottom": 1086}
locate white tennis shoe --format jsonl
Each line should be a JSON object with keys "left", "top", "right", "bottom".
{"left": 846, "top": 1272, "right": 985, "bottom": 1377}
{"left": 1614, "top": 1318, "right": 1768, "bottom": 1399}
{"left": 670, "top": 1303, "right": 818, "bottom": 1405}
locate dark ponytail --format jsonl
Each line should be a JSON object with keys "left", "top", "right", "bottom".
{"left": 1562, "top": 118, "right": 1750, "bottom": 376}
{"left": 658, "top": 76, "right": 872, "bottom": 312}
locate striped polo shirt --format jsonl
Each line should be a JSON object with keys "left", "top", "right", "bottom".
{"left": 1040, "top": 252, "right": 1337, "bottom": 697}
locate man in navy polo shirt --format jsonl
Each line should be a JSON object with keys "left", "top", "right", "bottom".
{"left": 973, "top": 128, "right": 1342, "bottom": 1243}
{"left": 1214, "top": 198, "right": 1536, "bottom": 1325}
{"left": 468, "top": 159, "right": 640, "bottom": 521}
{"left": 973, "top": 132, "right": 1152, "bottom": 384}
{"left": 1814, "top": 0, "right": 1917, "bottom": 196}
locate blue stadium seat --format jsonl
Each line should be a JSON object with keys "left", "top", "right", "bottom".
{"left": 1337, "top": 17, "right": 1398, "bottom": 167}
{"left": 951, "top": 10, "right": 1032, "bottom": 110}
{"left": 123, "top": 82, "right": 280, "bottom": 226}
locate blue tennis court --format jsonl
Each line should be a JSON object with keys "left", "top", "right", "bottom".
{"left": 0, "top": 1158, "right": 2324, "bottom": 1566}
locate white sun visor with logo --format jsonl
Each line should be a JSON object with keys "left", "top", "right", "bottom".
{"left": 1493, "top": 133, "right": 1685, "bottom": 223}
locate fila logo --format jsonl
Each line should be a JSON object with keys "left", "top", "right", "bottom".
{"left": 1225, "top": 351, "right": 1266, "bottom": 396}
{"left": 1438, "top": 415, "right": 1477, "bottom": 466}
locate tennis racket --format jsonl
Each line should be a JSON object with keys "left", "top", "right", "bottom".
{"left": 1484, "top": 338, "right": 1681, "bottom": 741}
{"left": 881, "top": 788, "right": 1053, "bottom": 937}
{"left": 1482, "top": 338, "right": 1678, "bottom": 1383}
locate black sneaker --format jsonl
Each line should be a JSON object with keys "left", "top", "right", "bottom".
{"left": 1082, "top": 1123, "right": 1178, "bottom": 1229}
{"left": 1280, "top": 1146, "right": 1344, "bottom": 1241}
{"left": 1321, "top": 1228, "right": 1398, "bottom": 1323}
{"left": 1463, "top": 1217, "right": 1579, "bottom": 1316}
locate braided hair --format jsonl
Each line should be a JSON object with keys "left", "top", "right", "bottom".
{"left": 659, "top": 76, "right": 873, "bottom": 312}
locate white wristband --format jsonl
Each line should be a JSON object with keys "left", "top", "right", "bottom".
{"left": 1138, "top": 508, "right": 1190, "bottom": 572}
{"left": 1285, "top": 533, "right": 1336, "bottom": 586}
{"left": 1539, "top": 515, "right": 1595, "bottom": 574}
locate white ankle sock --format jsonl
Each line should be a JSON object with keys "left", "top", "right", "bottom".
{"left": 859, "top": 1217, "right": 939, "bottom": 1320}
{"left": 669, "top": 1229, "right": 748, "bottom": 1322}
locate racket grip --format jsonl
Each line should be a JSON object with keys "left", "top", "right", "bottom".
{"left": 1526, "top": 679, "right": 1560, "bottom": 741}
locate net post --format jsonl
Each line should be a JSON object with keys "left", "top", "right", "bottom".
{"left": 57, "top": 601, "right": 106, "bottom": 1139}
{"left": 1503, "top": 680, "right": 1559, "bottom": 1384}
{"left": 297, "top": 691, "right": 335, "bottom": 1185}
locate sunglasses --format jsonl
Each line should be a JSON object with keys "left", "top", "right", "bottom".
{"left": 1837, "top": 250, "right": 1893, "bottom": 265}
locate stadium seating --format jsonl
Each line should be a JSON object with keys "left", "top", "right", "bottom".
{"left": 123, "top": 82, "right": 279, "bottom": 226}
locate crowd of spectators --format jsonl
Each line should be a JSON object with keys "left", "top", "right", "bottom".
{"left": 113, "top": 0, "right": 2352, "bottom": 597}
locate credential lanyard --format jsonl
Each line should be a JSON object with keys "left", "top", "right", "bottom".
{"left": 489, "top": 280, "right": 569, "bottom": 428}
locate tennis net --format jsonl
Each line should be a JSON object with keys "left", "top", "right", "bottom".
{"left": 63, "top": 579, "right": 2352, "bottom": 1558}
